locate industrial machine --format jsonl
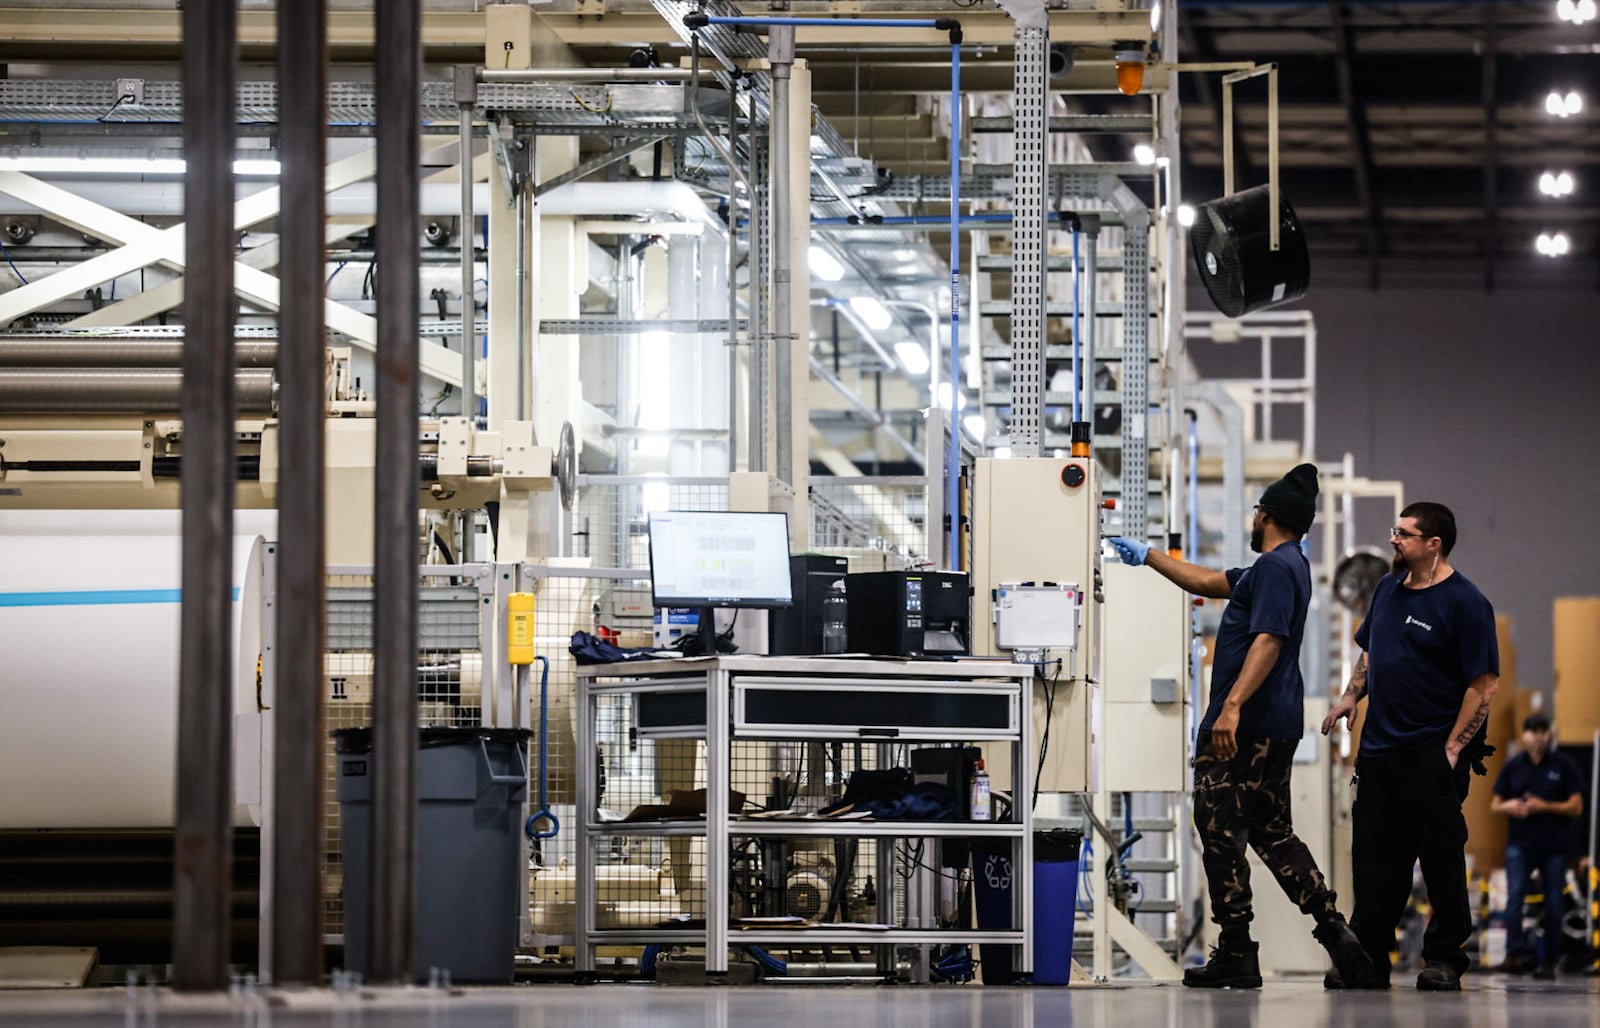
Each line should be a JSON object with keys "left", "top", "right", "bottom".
{"left": 970, "top": 456, "right": 1104, "bottom": 793}
{"left": 844, "top": 569, "right": 970, "bottom": 658}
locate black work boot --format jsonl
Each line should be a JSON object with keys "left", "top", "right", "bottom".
{"left": 1183, "top": 944, "right": 1262, "bottom": 989}
{"left": 1324, "top": 950, "right": 1391, "bottom": 991}
{"left": 1416, "top": 963, "right": 1463, "bottom": 991}
{"left": 1313, "top": 916, "right": 1375, "bottom": 989}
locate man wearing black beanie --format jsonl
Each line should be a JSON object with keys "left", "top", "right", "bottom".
{"left": 1109, "top": 463, "right": 1371, "bottom": 989}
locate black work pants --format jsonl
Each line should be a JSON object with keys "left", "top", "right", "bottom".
{"left": 1349, "top": 742, "right": 1473, "bottom": 977}
{"left": 1193, "top": 735, "right": 1340, "bottom": 941}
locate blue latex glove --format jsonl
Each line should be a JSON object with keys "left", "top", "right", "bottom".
{"left": 1108, "top": 536, "right": 1150, "bottom": 567}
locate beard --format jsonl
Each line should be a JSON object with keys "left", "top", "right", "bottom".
{"left": 1392, "top": 549, "right": 1408, "bottom": 576}
{"left": 1250, "top": 523, "right": 1264, "bottom": 553}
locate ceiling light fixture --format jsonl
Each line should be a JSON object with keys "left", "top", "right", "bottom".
{"left": 1150, "top": 0, "right": 1163, "bottom": 33}
{"left": 1546, "top": 90, "right": 1583, "bottom": 117}
{"left": 962, "top": 413, "right": 988, "bottom": 442}
{"left": 1177, "top": 203, "right": 1197, "bottom": 227}
{"left": 1133, "top": 143, "right": 1157, "bottom": 166}
{"left": 808, "top": 245, "right": 845, "bottom": 282}
{"left": 1538, "top": 170, "right": 1577, "bottom": 197}
{"left": 849, "top": 295, "right": 893, "bottom": 332}
{"left": 1557, "top": 0, "right": 1597, "bottom": 24}
{"left": 894, "top": 341, "right": 930, "bottom": 376}
{"left": 1535, "top": 231, "right": 1571, "bottom": 256}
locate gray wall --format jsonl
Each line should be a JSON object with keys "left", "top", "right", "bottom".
{"left": 1188, "top": 282, "right": 1600, "bottom": 699}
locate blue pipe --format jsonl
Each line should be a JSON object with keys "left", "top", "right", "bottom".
{"left": 947, "top": 42, "right": 961, "bottom": 569}
{"left": 812, "top": 212, "right": 1082, "bottom": 229}
{"left": 525, "top": 655, "right": 560, "bottom": 841}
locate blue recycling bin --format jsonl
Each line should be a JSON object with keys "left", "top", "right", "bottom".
{"left": 973, "top": 828, "right": 1082, "bottom": 985}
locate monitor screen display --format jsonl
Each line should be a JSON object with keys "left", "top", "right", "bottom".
{"left": 647, "top": 510, "right": 794, "bottom": 609}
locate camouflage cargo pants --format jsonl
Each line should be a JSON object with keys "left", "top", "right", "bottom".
{"left": 1193, "top": 734, "right": 1339, "bottom": 937}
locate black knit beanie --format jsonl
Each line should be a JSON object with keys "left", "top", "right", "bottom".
{"left": 1258, "top": 463, "right": 1318, "bottom": 535}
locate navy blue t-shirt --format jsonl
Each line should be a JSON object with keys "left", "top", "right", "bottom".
{"left": 1493, "top": 749, "right": 1584, "bottom": 852}
{"left": 1201, "top": 541, "right": 1310, "bottom": 739}
{"left": 1354, "top": 571, "right": 1498, "bottom": 755}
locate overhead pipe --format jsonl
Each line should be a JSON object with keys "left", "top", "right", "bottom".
{"left": 769, "top": 24, "right": 797, "bottom": 487}
{"left": 0, "top": 368, "right": 273, "bottom": 413}
{"left": 685, "top": 11, "right": 963, "bottom": 560}
{"left": 812, "top": 212, "right": 1100, "bottom": 230}
{"left": 478, "top": 67, "right": 696, "bottom": 84}
{"left": 0, "top": 338, "right": 277, "bottom": 367}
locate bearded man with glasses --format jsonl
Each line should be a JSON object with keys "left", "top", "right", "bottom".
{"left": 1322, "top": 501, "right": 1500, "bottom": 991}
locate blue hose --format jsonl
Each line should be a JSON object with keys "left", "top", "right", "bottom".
{"left": 743, "top": 944, "right": 788, "bottom": 975}
{"left": 525, "top": 655, "right": 560, "bottom": 841}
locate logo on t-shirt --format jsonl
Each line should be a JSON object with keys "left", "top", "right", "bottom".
{"left": 1404, "top": 614, "right": 1434, "bottom": 632}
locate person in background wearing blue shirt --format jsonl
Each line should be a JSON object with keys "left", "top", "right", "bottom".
{"left": 1322, "top": 501, "right": 1500, "bottom": 992}
{"left": 1110, "top": 464, "right": 1371, "bottom": 990}
{"left": 1491, "top": 714, "right": 1584, "bottom": 978}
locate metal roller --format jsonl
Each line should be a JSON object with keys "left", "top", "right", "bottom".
{"left": 0, "top": 338, "right": 278, "bottom": 368}
{"left": 0, "top": 368, "right": 276, "bottom": 414}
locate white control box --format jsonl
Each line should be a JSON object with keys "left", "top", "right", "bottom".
{"left": 994, "top": 582, "right": 1081, "bottom": 650}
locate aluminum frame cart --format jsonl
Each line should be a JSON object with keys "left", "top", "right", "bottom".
{"left": 574, "top": 654, "right": 1034, "bottom": 980}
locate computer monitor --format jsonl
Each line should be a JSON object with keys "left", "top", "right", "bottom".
{"left": 647, "top": 510, "right": 794, "bottom": 655}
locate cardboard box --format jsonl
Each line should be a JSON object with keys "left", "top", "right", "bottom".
{"left": 1554, "top": 597, "right": 1600, "bottom": 745}
{"left": 1463, "top": 616, "right": 1518, "bottom": 872}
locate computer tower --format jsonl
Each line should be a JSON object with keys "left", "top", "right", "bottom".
{"left": 768, "top": 553, "right": 849, "bottom": 655}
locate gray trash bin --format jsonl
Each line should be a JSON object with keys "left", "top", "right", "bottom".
{"left": 335, "top": 726, "right": 531, "bottom": 983}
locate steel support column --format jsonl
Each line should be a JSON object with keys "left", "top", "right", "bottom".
{"left": 269, "top": 0, "right": 328, "bottom": 987}
{"left": 1009, "top": 24, "right": 1048, "bottom": 458}
{"left": 172, "top": 0, "right": 236, "bottom": 992}
{"left": 370, "top": 0, "right": 421, "bottom": 985}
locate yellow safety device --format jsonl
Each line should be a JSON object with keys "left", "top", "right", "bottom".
{"left": 507, "top": 593, "right": 536, "bottom": 665}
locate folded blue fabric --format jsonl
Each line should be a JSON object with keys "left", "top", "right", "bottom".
{"left": 569, "top": 630, "right": 663, "bottom": 665}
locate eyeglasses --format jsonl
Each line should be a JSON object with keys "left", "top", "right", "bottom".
{"left": 1390, "top": 527, "right": 1431, "bottom": 540}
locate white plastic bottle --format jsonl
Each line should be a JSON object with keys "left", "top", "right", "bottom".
{"left": 970, "top": 758, "right": 992, "bottom": 822}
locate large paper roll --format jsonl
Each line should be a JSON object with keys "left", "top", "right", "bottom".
{"left": 0, "top": 509, "right": 274, "bottom": 828}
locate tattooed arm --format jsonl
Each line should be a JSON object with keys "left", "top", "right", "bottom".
{"left": 1445, "top": 672, "right": 1499, "bottom": 769}
{"left": 1319, "top": 652, "right": 1369, "bottom": 736}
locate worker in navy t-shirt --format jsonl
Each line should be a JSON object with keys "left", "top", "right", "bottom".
{"left": 1491, "top": 714, "right": 1584, "bottom": 978}
{"left": 1322, "top": 501, "right": 1500, "bottom": 992}
{"left": 1109, "top": 464, "right": 1371, "bottom": 991}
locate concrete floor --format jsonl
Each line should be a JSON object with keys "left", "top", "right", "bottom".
{"left": 0, "top": 976, "right": 1596, "bottom": 1028}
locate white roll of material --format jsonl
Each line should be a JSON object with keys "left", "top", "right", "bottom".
{"left": 0, "top": 509, "right": 275, "bottom": 829}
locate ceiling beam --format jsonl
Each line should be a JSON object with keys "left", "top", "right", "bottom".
{"left": 1327, "top": 0, "right": 1384, "bottom": 290}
